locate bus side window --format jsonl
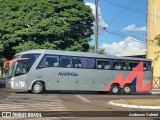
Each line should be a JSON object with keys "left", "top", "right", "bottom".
{"left": 22, "top": 54, "right": 40, "bottom": 70}
{"left": 60, "top": 56, "right": 72, "bottom": 68}
{"left": 147, "top": 62, "right": 151, "bottom": 70}
{"left": 113, "top": 61, "right": 119, "bottom": 70}
{"left": 143, "top": 62, "right": 152, "bottom": 71}
{"left": 38, "top": 55, "right": 59, "bottom": 68}
{"left": 78, "top": 59, "right": 81, "bottom": 68}
{"left": 143, "top": 62, "right": 147, "bottom": 71}
{"left": 72, "top": 57, "right": 79, "bottom": 68}
{"left": 79, "top": 58, "right": 95, "bottom": 69}
{"left": 97, "top": 60, "right": 110, "bottom": 69}
{"left": 112, "top": 61, "right": 127, "bottom": 70}
{"left": 128, "top": 61, "right": 138, "bottom": 71}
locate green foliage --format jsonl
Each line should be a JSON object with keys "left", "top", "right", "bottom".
{"left": 0, "top": 57, "right": 6, "bottom": 67}
{"left": 155, "top": 34, "right": 160, "bottom": 46}
{"left": 149, "top": 34, "right": 160, "bottom": 61}
{"left": 88, "top": 45, "right": 95, "bottom": 53}
{"left": 0, "top": 0, "right": 94, "bottom": 59}
{"left": 98, "top": 48, "right": 106, "bottom": 55}
{"left": 88, "top": 45, "right": 107, "bottom": 55}
{"left": 0, "top": 57, "right": 7, "bottom": 77}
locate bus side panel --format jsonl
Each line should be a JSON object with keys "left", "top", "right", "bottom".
{"left": 110, "top": 70, "right": 130, "bottom": 87}
{"left": 26, "top": 62, "right": 152, "bottom": 92}
{"left": 74, "top": 69, "right": 113, "bottom": 91}
{"left": 34, "top": 67, "right": 113, "bottom": 91}
{"left": 105, "top": 62, "right": 152, "bottom": 92}
{"left": 140, "top": 70, "right": 152, "bottom": 92}
{"left": 26, "top": 68, "right": 44, "bottom": 90}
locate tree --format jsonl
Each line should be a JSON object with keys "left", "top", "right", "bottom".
{"left": 152, "top": 34, "right": 160, "bottom": 61}
{"left": 155, "top": 34, "right": 160, "bottom": 46}
{"left": 88, "top": 45, "right": 107, "bottom": 55}
{"left": 98, "top": 48, "right": 106, "bottom": 55}
{"left": 0, "top": 57, "right": 7, "bottom": 77}
{"left": 0, "top": 0, "right": 94, "bottom": 60}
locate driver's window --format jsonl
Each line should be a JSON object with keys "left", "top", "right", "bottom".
{"left": 15, "top": 62, "right": 28, "bottom": 76}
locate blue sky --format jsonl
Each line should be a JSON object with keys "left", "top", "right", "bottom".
{"left": 84, "top": 0, "right": 147, "bottom": 55}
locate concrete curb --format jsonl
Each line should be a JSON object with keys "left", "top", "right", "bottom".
{"left": 109, "top": 101, "right": 160, "bottom": 109}
{"left": 151, "top": 92, "right": 160, "bottom": 95}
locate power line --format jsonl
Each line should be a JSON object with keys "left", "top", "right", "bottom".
{"left": 107, "top": 0, "right": 138, "bottom": 24}
{"left": 105, "top": 29, "right": 160, "bottom": 48}
{"left": 104, "top": 28, "right": 146, "bottom": 41}
{"left": 106, "top": 30, "right": 145, "bottom": 44}
{"left": 103, "top": 0, "right": 145, "bottom": 14}
{"left": 104, "top": 0, "right": 160, "bottom": 19}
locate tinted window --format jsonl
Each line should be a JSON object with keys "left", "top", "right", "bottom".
{"left": 38, "top": 55, "right": 59, "bottom": 68}
{"left": 60, "top": 56, "right": 72, "bottom": 68}
{"left": 113, "top": 60, "right": 127, "bottom": 70}
{"left": 14, "top": 60, "right": 29, "bottom": 76}
{"left": 21, "top": 54, "right": 40, "bottom": 70}
{"left": 79, "top": 58, "right": 95, "bottom": 69}
{"left": 72, "top": 57, "right": 79, "bottom": 68}
{"left": 97, "top": 59, "right": 110, "bottom": 69}
{"left": 143, "top": 62, "right": 152, "bottom": 71}
{"left": 128, "top": 61, "right": 139, "bottom": 71}
{"left": 14, "top": 55, "right": 20, "bottom": 58}
{"left": 7, "top": 62, "right": 16, "bottom": 78}
{"left": 143, "top": 62, "right": 147, "bottom": 71}
{"left": 147, "top": 62, "right": 151, "bottom": 70}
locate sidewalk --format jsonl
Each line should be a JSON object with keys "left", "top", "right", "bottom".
{"left": 151, "top": 89, "right": 160, "bottom": 95}
{"left": 109, "top": 89, "right": 160, "bottom": 109}
{"left": 109, "top": 101, "right": 160, "bottom": 109}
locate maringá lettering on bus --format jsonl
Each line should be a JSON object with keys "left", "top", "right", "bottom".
{"left": 58, "top": 70, "right": 78, "bottom": 76}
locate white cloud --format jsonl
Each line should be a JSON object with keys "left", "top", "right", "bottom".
{"left": 101, "top": 37, "right": 146, "bottom": 55}
{"left": 123, "top": 24, "right": 146, "bottom": 32}
{"left": 85, "top": 2, "right": 108, "bottom": 30}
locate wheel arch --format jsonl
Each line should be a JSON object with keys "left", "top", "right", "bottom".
{"left": 123, "top": 83, "right": 132, "bottom": 88}
{"left": 110, "top": 83, "right": 120, "bottom": 89}
{"left": 29, "top": 79, "right": 45, "bottom": 90}
{"left": 109, "top": 83, "right": 121, "bottom": 94}
{"left": 122, "top": 83, "right": 133, "bottom": 94}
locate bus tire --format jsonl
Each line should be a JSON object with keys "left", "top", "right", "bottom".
{"left": 110, "top": 84, "right": 120, "bottom": 95}
{"left": 32, "top": 82, "right": 44, "bottom": 94}
{"left": 122, "top": 84, "right": 132, "bottom": 95}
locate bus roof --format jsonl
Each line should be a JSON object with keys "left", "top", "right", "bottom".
{"left": 15, "top": 49, "right": 152, "bottom": 62}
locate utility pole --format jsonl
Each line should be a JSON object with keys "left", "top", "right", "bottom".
{"left": 95, "top": 0, "right": 99, "bottom": 53}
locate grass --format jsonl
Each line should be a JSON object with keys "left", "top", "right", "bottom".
{"left": 112, "top": 99, "right": 160, "bottom": 106}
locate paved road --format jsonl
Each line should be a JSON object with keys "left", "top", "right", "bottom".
{"left": 0, "top": 88, "right": 160, "bottom": 120}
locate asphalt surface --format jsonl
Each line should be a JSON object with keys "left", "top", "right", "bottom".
{"left": 0, "top": 84, "right": 160, "bottom": 120}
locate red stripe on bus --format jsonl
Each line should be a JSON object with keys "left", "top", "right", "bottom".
{"left": 105, "top": 62, "right": 152, "bottom": 92}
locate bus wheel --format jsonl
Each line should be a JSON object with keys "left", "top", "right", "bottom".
{"left": 32, "top": 82, "right": 44, "bottom": 94}
{"left": 122, "top": 84, "right": 132, "bottom": 95}
{"left": 110, "top": 85, "right": 120, "bottom": 95}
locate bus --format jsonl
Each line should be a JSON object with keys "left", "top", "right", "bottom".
{"left": 5, "top": 49, "right": 153, "bottom": 94}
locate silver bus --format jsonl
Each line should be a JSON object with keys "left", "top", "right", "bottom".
{"left": 5, "top": 49, "right": 153, "bottom": 94}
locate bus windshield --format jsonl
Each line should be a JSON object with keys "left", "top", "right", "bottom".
{"left": 14, "top": 60, "right": 29, "bottom": 77}
{"left": 7, "top": 61, "right": 16, "bottom": 78}
{"left": 7, "top": 59, "right": 29, "bottom": 78}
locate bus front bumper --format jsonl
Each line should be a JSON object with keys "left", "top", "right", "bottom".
{"left": 6, "top": 78, "right": 27, "bottom": 90}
